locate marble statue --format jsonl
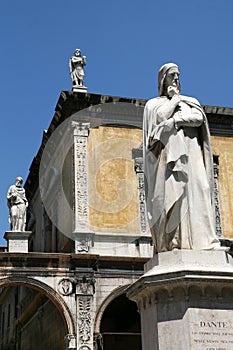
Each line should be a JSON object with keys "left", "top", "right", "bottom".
{"left": 69, "top": 48, "right": 86, "bottom": 87}
{"left": 7, "top": 177, "right": 28, "bottom": 231}
{"left": 143, "top": 63, "right": 223, "bottom": 252}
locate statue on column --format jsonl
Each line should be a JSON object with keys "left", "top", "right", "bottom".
{"left": 143, "top": 63, "right": 225, "bottom": 252}
{"left": 7, "top": 177, "right": 28, "bottom": 231}
{"left": 69, "top": 48, "right": 87, "bottom": 89}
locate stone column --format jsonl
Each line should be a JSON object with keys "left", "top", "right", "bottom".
{"left": 76, "top": 277, "right": 95, "bottom": 350}
{"left": 134, "top": 157, "right": 148, "bottom": 236}
{"left": 213, "top": 155, "right": 223, "bottom": 237}
{"left": 57, "top": 278, "right": 77, "bottom": 349}
{"left": 127, "top": 250, "right": 233, "bottom": 350}
{"left": 132, "top": 145, "right": 148, "bottom": 236}
{"left": 72, "top": 122, "right": 91, "bottom": 253}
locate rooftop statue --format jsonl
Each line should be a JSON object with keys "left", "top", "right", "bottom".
{"left": 143, "top": 63, "right": 225, "bottom": 252}
{"left": 69, "top": 48, "right": 86, "bottom": 88}
{"left": 7, "top": 177, "right": 28, "bottom": 231}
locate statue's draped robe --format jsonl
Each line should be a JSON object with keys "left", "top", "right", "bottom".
{"left": 143, "top": 95, "right": 219, "bottom": 252}
{"left": 7, "top": 185, "right": 28, "bottom": 231}
{"left": 70, "top": 56, "right": 84, "bottom": 85}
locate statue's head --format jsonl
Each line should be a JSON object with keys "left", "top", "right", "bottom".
{"left": 158, "top": 63, "right": 180, "bottom": 96}
{"left": 15, "top": 177, "right": 23, "bottom": 186}
{"left": 74, "top": 48, "right": 81, "bottom": 56}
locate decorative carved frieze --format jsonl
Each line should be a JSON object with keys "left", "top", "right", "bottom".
{"left": 72, "top": 122, "right": 90, "bottom": 233}
{"left": 58, "top": 276, "right": 95, "bottom": 349}
{"left": 76, "top": 239, "right": 89, "bottom": 253}
{"left": 132, "top": 145, "right": 148, "bottom": 235}
{"left": 76, "top": 277, "right": 95, "bottom": 350}
{"left": 136, "top": 171, "right": 147, "bottom": 235}
{"left": 77, "top": 297, "right": 92, "bottom": 343}
{"left": 213, "top": 155, "right": 223, "bottom": 238}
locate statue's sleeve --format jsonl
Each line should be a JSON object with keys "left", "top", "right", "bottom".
{"left": 156, "top": 95, "right": 181, "bottom": 121}
{"left": 144, "top": 99, "right": 189, "bottom": 178}
{"left": 144, "top": 99, "right": 178, "bottom": 151}
{"left": 69, "top": 59, "right": 72, "bottom": 73}
{"left": 7, "top": 186, "right": 13, "bottom": 200}
{"left": 174, "top": 101, "right": 204, "bottom": 129}
{"left": 143, "top": 101, "right": 160, "bottom": 150}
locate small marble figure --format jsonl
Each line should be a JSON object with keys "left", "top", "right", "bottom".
{"left": 7, "top": 177, "right": 28, "bottom": 231}
{"left": 69, "top": 48, "right": 86, "bottom": 87}
{"left": 143, "top": 63, "right": 223, "bottom": 252}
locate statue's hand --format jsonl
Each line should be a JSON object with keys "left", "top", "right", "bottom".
{"left": 167, "top": 86, "right": 179, "bottom": 98}
{"left": 163, "top": 118, "right": 174, "bottom": 131}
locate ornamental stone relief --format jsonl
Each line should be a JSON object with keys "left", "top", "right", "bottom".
{"left": 58, "top": 276, "right": 95, "bottom": 349}
{"left": 58, "top": 278, "right": 74, "bottom": 296}
{"left": 76, "top": 277, "right": 95, "bottom": 350}
{"left": 72, "top": 122, "right": 90, "bottom": 233}
{"left": 213, "top": 155, "right": 223, "bottom": 237}
{"left": 132, "top": 145, "right": 148, "bottom": 235}
{"left": 78, "top": 297, "right": 92, "bottom": 344}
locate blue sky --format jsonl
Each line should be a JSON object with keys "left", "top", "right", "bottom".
{"left": 0, "top": 0, "right": 232, "bottom": 245}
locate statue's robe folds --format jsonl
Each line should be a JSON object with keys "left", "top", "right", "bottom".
{"left": 7, "top": 185, "right": 28, "bottom": 231}
{"left": 143, "top": 95, "right": 219, "bottom": 252}
{"left": 70, "top": 56, "right": 84, "bottom": 84}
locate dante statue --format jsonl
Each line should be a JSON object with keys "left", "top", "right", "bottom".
{"left": 7, "top": 177, "right": 28, "bottom": 231}
{"left": 143, "top": 63, "right": 224, "bottom": 252}
{"left": 69, "top": 48, "right": 86, "bottom": 87}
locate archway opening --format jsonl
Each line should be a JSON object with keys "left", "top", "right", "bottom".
{"left": 0, "top": 285, "right": 67, "bottom": 350}
{"left": 99, "top": 293, "right": 141, "bottom": 350}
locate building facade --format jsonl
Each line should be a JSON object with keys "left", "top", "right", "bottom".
{"left": 0, "top": 90, "right": 233, "bottom": 349}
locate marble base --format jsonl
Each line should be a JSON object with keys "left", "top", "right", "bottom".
{"left": 127, "top": 250, "right": 233, "bottom": 350}
{"left": 72, "top": 85, "right": 87, "bottom": 93}
{"left": 4, "top": 231, "right": 31, "bottom": 253}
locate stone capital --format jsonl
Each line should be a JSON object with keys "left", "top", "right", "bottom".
{"left": 72, "top": 122, "right": 90, "bottom": 137}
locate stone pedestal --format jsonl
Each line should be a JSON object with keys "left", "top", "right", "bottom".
{"left": 4, "top": 231, "right": 31, "bottom": 253}
{"left": 127, "top": 250, "right": 233, "bottom": 350}
{"left": 72, "top": 85, "right": 87, "bottom": 93}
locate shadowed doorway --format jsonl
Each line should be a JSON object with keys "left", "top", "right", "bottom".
{"left": 98, "top": 293, "right": 141, "bottom": 350}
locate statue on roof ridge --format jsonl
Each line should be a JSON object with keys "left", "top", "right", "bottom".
{"left": 7, "top": 177, "right": 28, "bottom": 231}
{"left": 69, "top": 48, "right": 87, "bottom": 91}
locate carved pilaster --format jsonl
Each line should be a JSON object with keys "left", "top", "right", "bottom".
{"left": 76, "top": 277, "right": 95, "bottom": 350}
{"left": 72, "top": 122, "right": 90, "bottom": 233}
{"left": 213, "top": 155, "right": 223, "bottom": 238}
{"left": 132, "top": 146, "right": 148, "bottom": 235}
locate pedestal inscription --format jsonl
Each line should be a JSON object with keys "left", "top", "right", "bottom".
{"left": 4, "top": 231, "right": 31, "bottom": 253}
{"left": 189, "top": 309, "right": 233, "bottom": 349}
{"left": 127, "top": 251, "right": 233, "bottom": 350}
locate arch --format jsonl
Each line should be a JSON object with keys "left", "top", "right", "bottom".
{"left": 94, "top": 284, "right": 129, "bottom": 334}
{"left": 0, "top": 275, "right": 75, "bottom": 335}
{"left": 94, "top": 285, "right": 141, "bottom": 350}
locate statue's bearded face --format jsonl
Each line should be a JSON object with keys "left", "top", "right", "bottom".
{"left": 163, "top": 67, "right": 180, "bottom": 95}
{"left": 75, "top": 50, "right": 81, "bottom": 56}
{"left": 15, "top": 178, "right": 23, "bottom": 187}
